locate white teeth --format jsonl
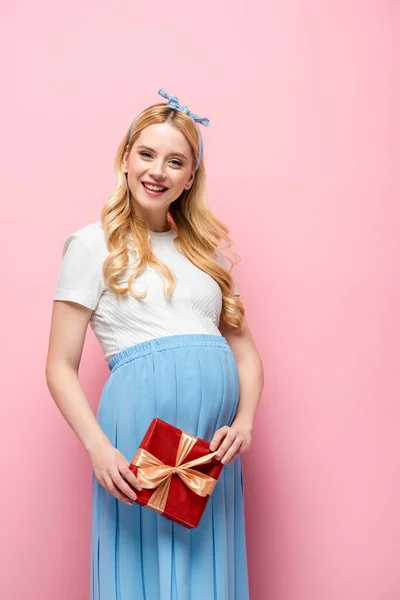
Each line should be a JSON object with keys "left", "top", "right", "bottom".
{"left": 143, "top": 183, "right": 166, "bottom": 192}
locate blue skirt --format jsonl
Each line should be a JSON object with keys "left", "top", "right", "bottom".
{"left": 90, "top": 334, "right": 249, "bottom": 600}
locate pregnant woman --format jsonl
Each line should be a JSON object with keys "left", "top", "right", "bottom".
{"left": 46, "top": 88, "right": 264, "bottom": 600}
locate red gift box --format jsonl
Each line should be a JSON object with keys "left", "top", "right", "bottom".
{"left": 128, "top": 418, "right": 224, "bottom": 529}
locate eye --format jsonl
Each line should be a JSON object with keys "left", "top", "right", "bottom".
{"left": 170, "top": 159, "right": 183, "bottom": 167}
{"left": 139, "top": 151, "right": 152, "bottom": 158}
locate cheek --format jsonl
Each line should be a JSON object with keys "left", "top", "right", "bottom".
{"left": 126, "top": 162, "right": 145, "bottom": 185}
{"left": 171, "top": 170, "right": 192, "bottom": 190}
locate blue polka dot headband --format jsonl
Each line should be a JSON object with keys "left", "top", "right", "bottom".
{"left": 127, "top": 88, "right": 210, "bottom": 170}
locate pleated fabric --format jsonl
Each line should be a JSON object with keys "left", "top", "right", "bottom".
{"left": 90, "top": 334, "right": 249, "bottom": 600}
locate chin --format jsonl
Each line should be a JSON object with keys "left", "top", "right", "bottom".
{"left": 132, "top": 195, "right": 168, "bottom": 214}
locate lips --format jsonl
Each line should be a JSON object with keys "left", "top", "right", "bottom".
{"left": 142, "top": 182, "right": 168, "bottom": 193}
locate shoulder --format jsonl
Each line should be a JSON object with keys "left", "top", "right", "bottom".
{"left": 61, "top": 221, "right": 108, "bottom": 258}
{"left": 54, "top": 222, "right": 107, "bottom": 308}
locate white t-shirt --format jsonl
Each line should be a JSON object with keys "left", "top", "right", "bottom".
{"left": 53, "top": 221, "right": 240, "bottom": 361}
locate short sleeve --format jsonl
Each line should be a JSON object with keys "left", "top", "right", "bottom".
{"left": 53, "top": 233, "right": 105, "bottom": 310}
{"left": 215, "top": 251, "right": 240, "bottom": 296}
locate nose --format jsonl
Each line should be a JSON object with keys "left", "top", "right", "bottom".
{"left": 148, "top": 161, "right": 166, "bottom": 180}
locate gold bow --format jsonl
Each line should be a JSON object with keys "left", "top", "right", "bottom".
{"left": 131, "top": 432, "right": 219, "bottom": 514}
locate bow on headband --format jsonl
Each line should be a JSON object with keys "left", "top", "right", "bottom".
{"left": 157, "top": 88, "right": 210, "bottom": 127}
{"left": 127, "top": 88, "right": 210, "bottom": 170}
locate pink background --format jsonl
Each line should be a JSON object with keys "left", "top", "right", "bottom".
{"left": 1, "top": 1, "right": 399, "bottom": 599}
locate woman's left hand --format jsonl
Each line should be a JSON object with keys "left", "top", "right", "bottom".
{"left": 209, "top": 420, "right": 253, "bottom": 465}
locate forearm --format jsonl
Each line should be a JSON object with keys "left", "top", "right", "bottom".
{"left": 232, "top": 353, "right": 264, "bottom": 430}
{"left": 46, "top": 364, "right": 109, "bottom": 453}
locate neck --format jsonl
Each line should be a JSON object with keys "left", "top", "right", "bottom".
{"left": 132, "top": 211, "right": 170, "bottom": 233}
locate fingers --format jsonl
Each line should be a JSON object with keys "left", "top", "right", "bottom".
{"left": 112, "top": 469, "right": 139, "bottom": 502}
{"left": 219, "top": 438, "right": 244, "bottom": 465}
{"left": 209, "top": 426, "right": 230, "bottom": 452}
{"left": 102, "top": 473, "right": 135, "bottom": 506}
{"left": 214, "top": 429, "right": 240, "bottom": 462}
{"left": 210, "top": 427, "right": 250, "bottom": 465}
{"left": 96, "top": 457, "right": 143, "bottom": 506}
{"left": 217, "top": 431, "right": 243, "bottom": 464}
{"left": 119, "top": 460, "right": 143, "bottom": 494}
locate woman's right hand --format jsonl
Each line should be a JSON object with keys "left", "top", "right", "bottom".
{"left": 88, "top": 440, "right": 143, "bottom": 506}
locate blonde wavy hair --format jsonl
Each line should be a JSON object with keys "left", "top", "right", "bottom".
{"left": 100, "top": 102, "right": 245, "bottom": 330}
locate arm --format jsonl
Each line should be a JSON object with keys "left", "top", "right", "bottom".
{"left": 210, "top": 313, "right": 264, "bottom": 464}
{"left": 220, "top": 314, "right": 264, "bottom": 429}
{"left": 46, "top": 300, "right": 108, "bottom": 451}
{"left": 45, "top": 300, "right": 141, "bottom": 504}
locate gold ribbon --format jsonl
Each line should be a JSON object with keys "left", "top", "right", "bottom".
{"left": 131, "top": 432, "right": 219, "bottom": 514}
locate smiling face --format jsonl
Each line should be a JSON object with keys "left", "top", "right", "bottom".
{"left": 122, "top": 121, "right": 195, "bottom": 229}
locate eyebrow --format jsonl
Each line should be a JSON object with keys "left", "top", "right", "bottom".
{"left": 137, "top": 145, "right": 188, "bottom": 161}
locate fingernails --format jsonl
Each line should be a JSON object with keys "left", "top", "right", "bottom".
{"left": 210, "top": 444, "right": 216, "bottom": 451}
{"left": 136, "top": 485, "right": 142, "bottom": 492}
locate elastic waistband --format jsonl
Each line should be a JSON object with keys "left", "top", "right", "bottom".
{"left": 108, "top": 334, "right": 229, "bottom": 373}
